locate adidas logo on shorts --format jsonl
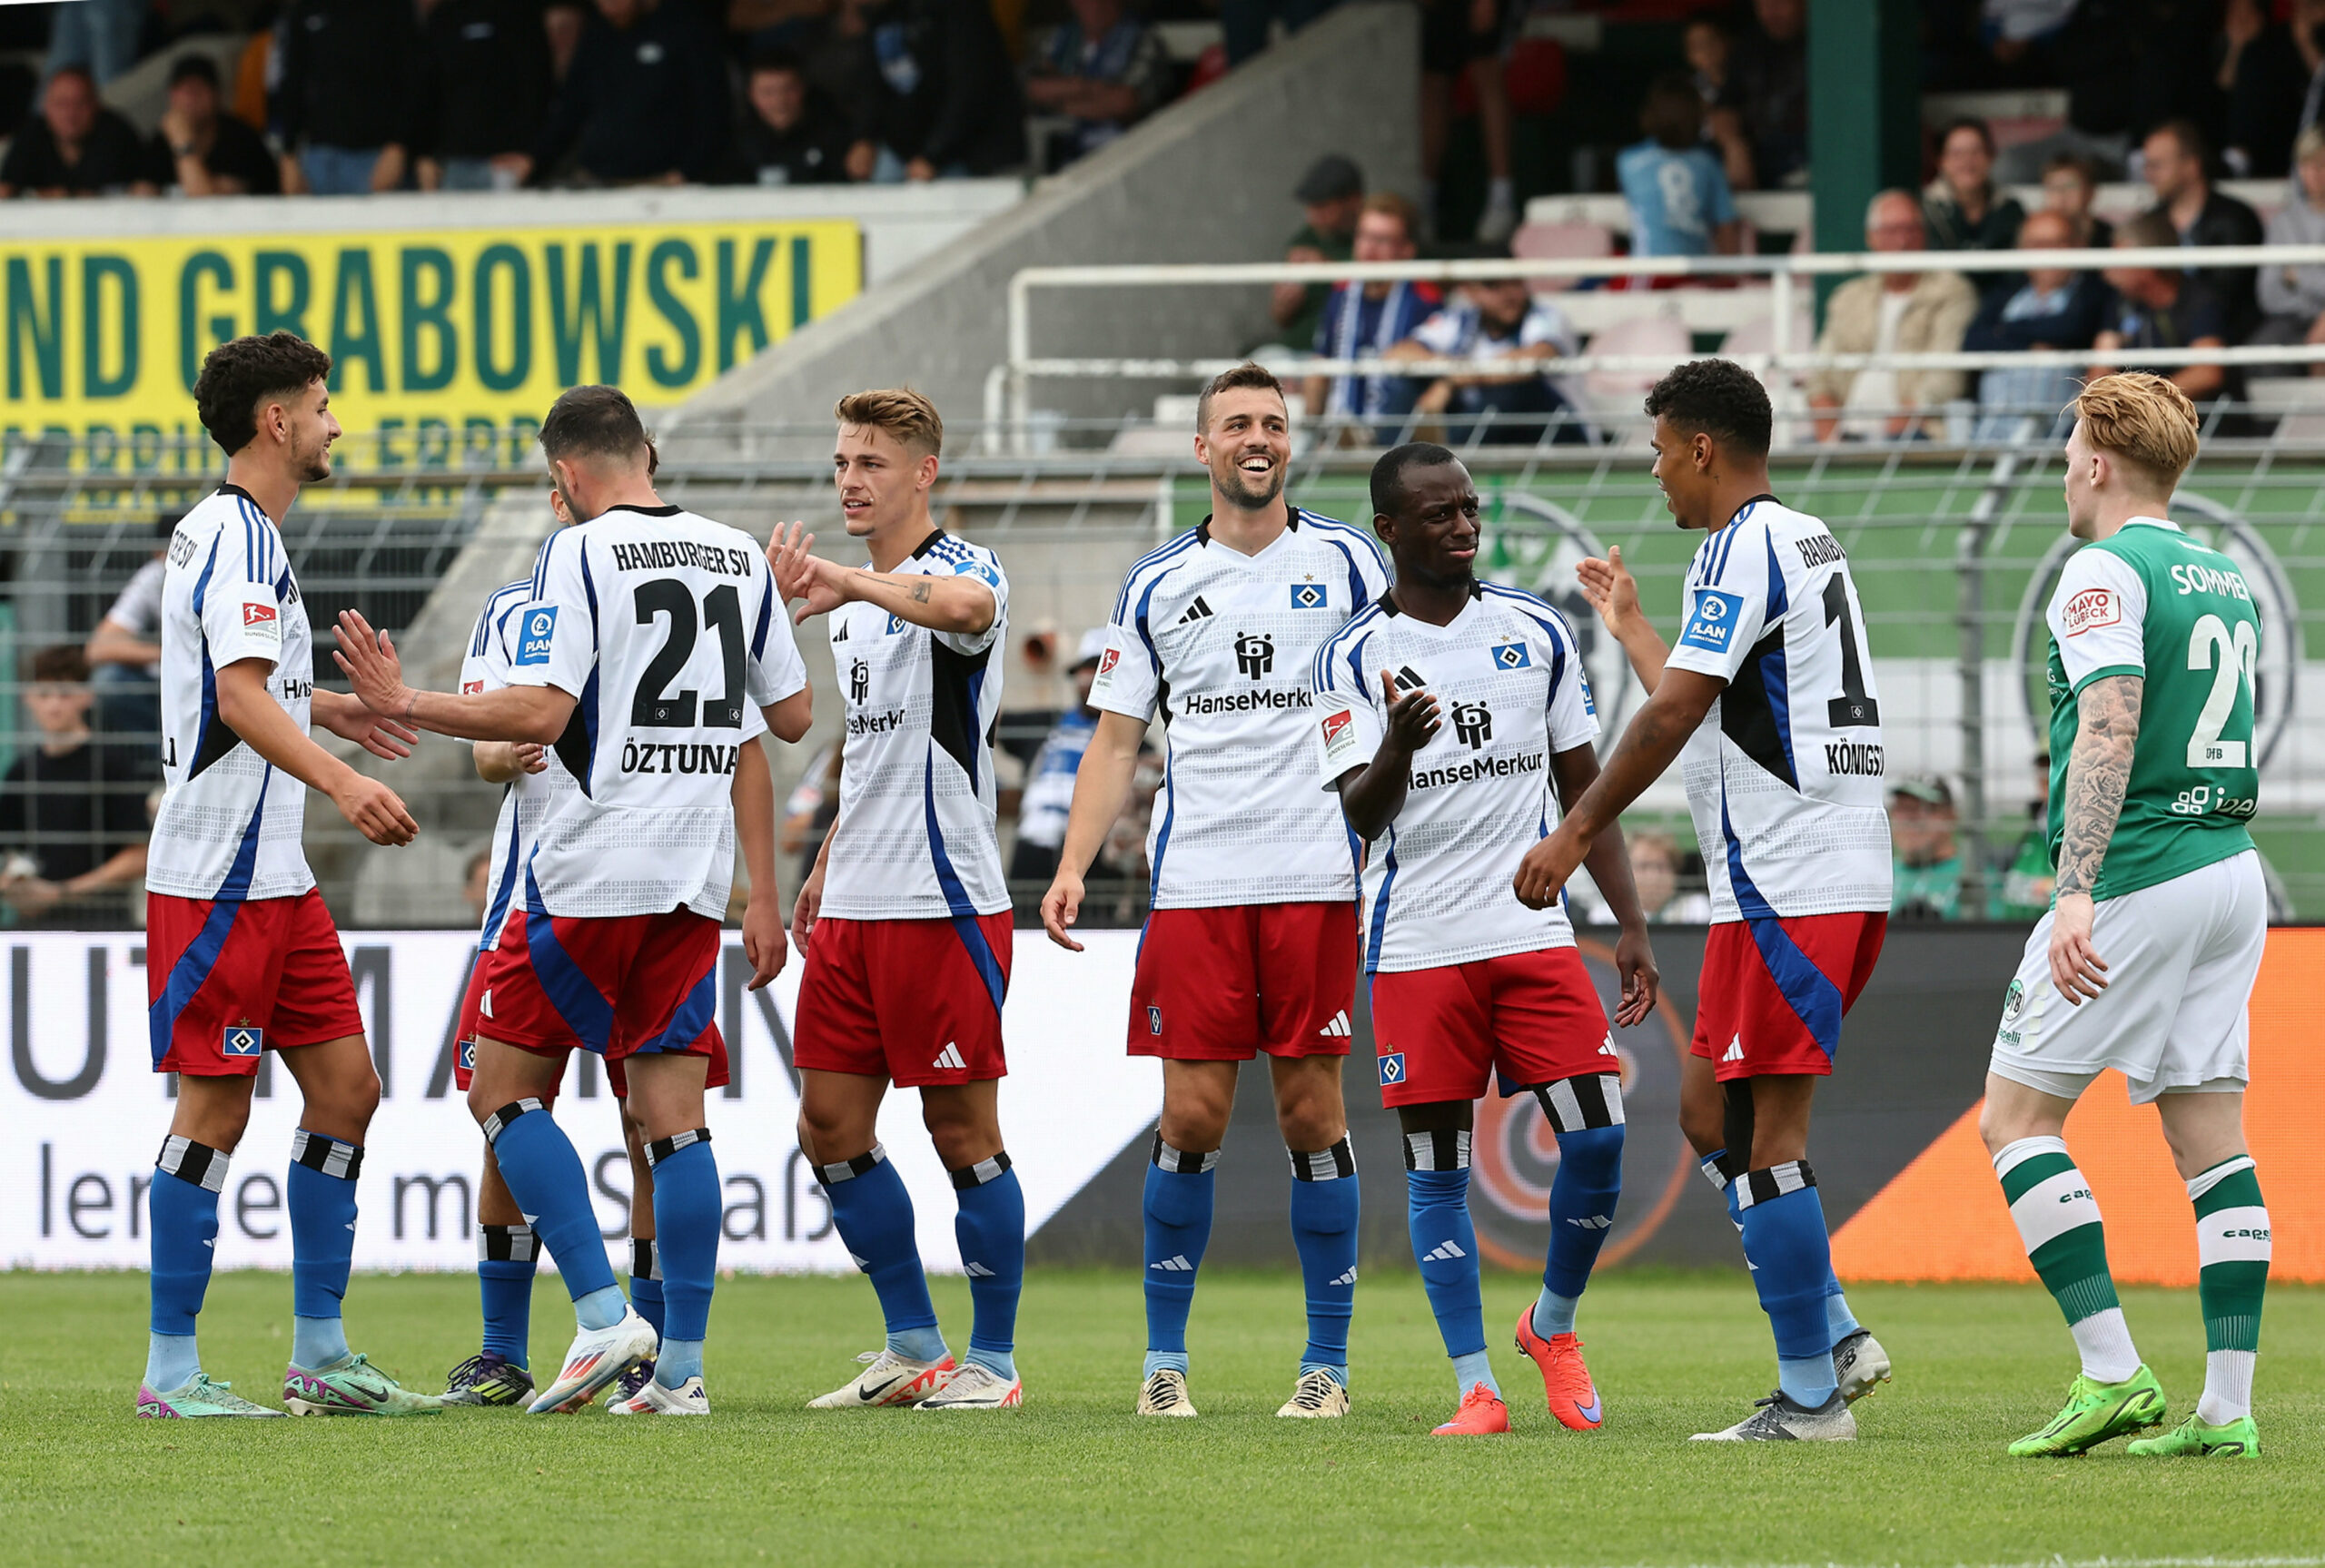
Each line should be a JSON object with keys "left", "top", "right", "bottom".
{"left": 932, "top": 1042, "right": 966, "bottom": 1071}
{"left": 1722, "top": 1036, "right": 1744, "bottom": 1062}
{"left": 1317, "top": 1010, "right": 1352, "bottom": 1039}
{"left": 1422, "top": 1240, "right": 1468, "bottom": 1262}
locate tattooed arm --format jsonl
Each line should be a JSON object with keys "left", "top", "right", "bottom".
{"left": 766, "top": 522, "right": 996, "bottom": 636}
{"left": 2048, "top": 673, "right": 2142, "bottom": 1003}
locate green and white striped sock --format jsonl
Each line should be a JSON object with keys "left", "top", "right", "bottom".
{"left": 2189, "top": 1154, "right": 2269, "bottom": 1425}
{"left": 1994, "top": 1136, "right": 2140, "bottom": 1382}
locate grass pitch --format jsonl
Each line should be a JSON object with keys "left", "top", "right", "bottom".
{"left": 0, "top": 1267, "right": 2318, "bottom": 1567}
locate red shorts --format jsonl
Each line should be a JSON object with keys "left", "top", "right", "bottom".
{"left": 1368, "top": 944, "right": 1612, "bottom": 1107}
{"left": 1689, "top": 912, "right": 1886, "bottom": 1080}
{"left": 147, "top": 889, "right": 365, "bottom": 1076}
{"left": 466, "top": 902, "right": 722, "bottom": 1071}
{"left": 451, "top": 945, "right": 728, "bottom": 1097}
{"left": 1128, "top": 901, "right": 1360, "bottom": 1060}
{"left": 793, "top": 913, "right": 1012, "bottom": 1086}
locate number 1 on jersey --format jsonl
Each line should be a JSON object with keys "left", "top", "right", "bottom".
{"left": 1821, "top": 573, "right": 1880, "bottom": 727}
{"left": 633, "top": 577, "right": 747, "bottom": 730}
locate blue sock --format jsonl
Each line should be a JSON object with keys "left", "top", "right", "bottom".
{"left": 147, "top": 1139, "right": 226, "bottom": 1389}
{"left": 1405, "top": 1140, "right": 1493, "bottom": 1397}
{"left": 1538, "top": 1120, "right": 1625, "bottom": 1337}
{"left": 648, "top": 1136, "right": 719, "bottom": 1387}
{"left": 483, "top": 1099, "right": 620, "bottom": 1320}
{"left": 1703, "top": 1149, "right": 1756, "bottom": 1268}
{"left": 658, "top": 1338, "right": 704, "bottom": 1386}
{"left": 628, "top": 1238, "right": 666, "bottom": 1340}
{"left": 1143, "top": 1135, "right": 1215, "bottom": 1376}
{"left": 952, "top": 1153, "right": 1025, "bottom": 1383}
{"left": 1825, "top": 1283, "right": 1862, "bottom": 1347}
{"left": 477, "top": 1223, "right": 538, "bottom": 1367}
{"left": 1290, "top": 1139, "right": 1359, "bottom": 1383}
{"left": 817, "top": 1143, "right": 945, "bottom": 1363}
{"left": 1738, "top": 1167, "right": 1840, "bottom": 1408}
{"left": 288, "top": 1130, "right": 361, "bottom": 1369}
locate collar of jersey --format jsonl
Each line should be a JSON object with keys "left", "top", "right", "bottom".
{"left": 217, "top": 481, "right": 264, "bottom": 510}
{"left": 1718, "top": 493, "right": 1781, "bottom": 531}
{"left": 2120, "top": 515, "right": 2183, "bottom": 534}
{"left": 1374, "top": 580, "right": 1483, "bottom": 617}
{"left": 908, "top": 528, "right": 951, "bottom": 558}
{"left": 597, "top": 502, "right": 684, "bottom": 518}
{"left": 1194, "top": 507, "right": 1301, "bottom": 547}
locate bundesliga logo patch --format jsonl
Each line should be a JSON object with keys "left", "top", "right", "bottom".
{"left": 1378, "top": 1051, "right": 1406, "bottom": 1086}
{"left": 242, "top": 601, "right": 280, "bottom": 641}
{"left": 515, "top": 606, "right": 557, "bottom": 666}
{"left": 223, "top": 1024, "right": 263, "bottom": 1057}
{"left": 1490, "top": 641, "right": 1529, "bottom": 670}
{"left": 2062, "top": 587, "right": 2119, "bottom": 636}
{"left": 1677, "top": 589, "right": 1743, "bottom": 653}
{"left": 461, "top": 679, "right": 484, "bottom": 695}
{"left": 1320, "top": 707, "right": 1359, "bottom": 763}
{"left": 1289, "top": 583, "right": 1328, "bottom": 609}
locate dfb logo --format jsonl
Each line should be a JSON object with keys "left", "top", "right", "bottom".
{"left": 1233, "top": 632, "right": 1274, "bottom": 679}
{"left": 848, "top": 658, "right": 870, "bottom": 705}
{"left": 1451, "top": 700, "right": 1493, "bottom": 749}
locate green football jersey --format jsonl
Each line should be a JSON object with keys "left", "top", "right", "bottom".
{"left": 2043, "top": 517, "right": 2259, "bottom": 902}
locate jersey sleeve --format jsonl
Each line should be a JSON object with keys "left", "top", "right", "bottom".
{"left": 106, "top": 558, "right": 166, "bottom": 635}
{"left": 1544, "top": 616, "right": 1601, "bottom": 753}
{"left": 1088, "top": 603, "right": 1161, "bottom": 722}
{"left": 2048, "top": 547, "right": 2150, "bottom": 693}
{"left": 460, "top": 601, "right": 506, "bottom": 696}
{"left": 1410, "top": 307, "right": 1466, "bottom": 355}
{"left": 745, "top": 561, "right": 811, "bottom": 708}
{"left": 1663, "top": 524, "right": 1773, "bottom": 685}
{"left": 504, "top": 531, "right": 597, "bottom": 697}
{"left": 198, "top": 517, "right": 286, "bottom": 672}
{"left": 932, "top": 550, "right": 1008, "bottom": 657}
{"left": 1311, "top": 631, "right": 1385, "bottom": 788}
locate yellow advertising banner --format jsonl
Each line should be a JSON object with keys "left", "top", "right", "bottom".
{"left": 0, "top": 218, "right": 862, "bottom": 469}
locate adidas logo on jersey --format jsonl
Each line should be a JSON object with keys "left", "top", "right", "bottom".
{"left": 1422, "top": 1240, "right": 1468, "bottom": 1262}
{"left": 932, "top": 1042, "right": 966, "bottom": 1071}
{"left": 1178, "top": 596, "right": 1213, "bottom": 624}
{"left": 1723, "top": 1037, "right": 1744, "bottom": 1062}
{"left": 1565, "top": 1215, "right": 1613, "bottom": 1230}
{"left": 1394, "top": 665, "right": 1427, "bottom": 693}
{"left": 1317, "top": 1010, "right": 1352, "bottom": 1038}
{"left": 1151, "top": 1255, "right": 1194, "bottom": 1272}
{"left": 1329, "top": 1267, "right": 1359, "bottom": 1286}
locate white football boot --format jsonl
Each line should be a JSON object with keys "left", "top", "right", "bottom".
{"left": 915, "top": 1362, "right": 1022, "bottom": 1410}
{"left": 806, "top": 1348, "right": 956, "bottom": 1409}
{"left": 527, "top": 1307, "right": 658, "bottom": 1415}
{"left": 1275, "top": 1368, "right": 1350, "bottom": 1418}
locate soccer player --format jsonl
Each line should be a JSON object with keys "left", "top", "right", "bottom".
{"left": 1041, "top": 362, "right": 1390, "bottom": 1419}
{"left": 1315, "top": 445, "right": 1658, "bottom": 1436}
{"left": 334, "top": 385, "right": 808, "bottom": 1415}
{"left": 1530, "top": 359, "right": 1893, "bottom": 1442}
{"left": 1981, "top": 373, "right": 2271, "bottom": 1460}
{"left": 772, "top": 389, "right": 1027, "bottom": 1413}
{"left": 138, "top": 330, "right": 438, "bottom": 1418}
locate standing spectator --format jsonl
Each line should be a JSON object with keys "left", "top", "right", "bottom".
{"left": 1219, "top": 0, "right": 1339, "bottom": 66}
{"left": 1682, "top": 12, "right": 1728, "bottom": 124}
{"left": 1390, "top": 273, "right": 1588, "bottom": 445}
{"left": 1923, "top": 116, "right": 2024, "bottom": 289}
{"left": 1420, "top": 0, "right": 1516, "bottom": 242}
{"left": 1888, "top": 777, "right": 1964, "bottom": 922}
{"left": 1717, "top": 0, "right": 1807, "bottom": 190}
{"left": 1618, "top": 72, "right": 1743, "bottom": 258}
{"left": 0, "top": 65, "right": 145, "bottom": 198}
{"left": 84, "top": 515, "right": 175, "bottom": 763}
{"left": 2040, "top": 150, "right": 2113, "bottom": 250}
{"left": 843, "top": 0, "right": 1024, "bottom": 180}
{"left": 416, "top": 0, "right": 553, "bottom": 192}
{"left": 2141, "top": 117, "right": 2266, "bottom": 341}
{"left": 1023, "top": 0, "right": 1172, "bottom": 168}
{"left": 2251, "top": 125, "right": 2325, "bottom": 370}
{"left": 274, "top": 0, "right": 423, "bottom": 194}
{"left": 727, "top": 46, "right": 853, "bottom": 184}
{"left": 2092, "top": 210, "right": 2238, "bottom": 411}
{"left": 2217, "top": 0, "right": 2309, "bottom": 179}
{"left": 139, "top": 54, "right": 280, "bottom": 197}
{"left": 0, "top": 646, "right": 151, "bottom": 930}
{"left": 544, "top": 0, "right": 589, "bottom": 82}
{"left": 1303, "top": 192, "right": 1440, "bottom": 442}
{"left": 1261, "top": 153, "right": 1362, "bottom": 356}
{"left": 45, "top": 0, "right": 147, "bottom": 86}
{"left": 1964, "top": 208, "right": 2110, "bottom": 439}
{"left": 1807, "top": 190, "right": 1980, "bottom": 442}
{"left": 533, "top": 0, "right": 731, "bottom": 184}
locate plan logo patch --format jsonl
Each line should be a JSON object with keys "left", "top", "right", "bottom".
{"left": 1677, "top": 590, "right": 1743, "bottom": 654}
{"left": 515, "top": 606, "right": 558, "bottom": 666}
{"left": 2061, "top": 587, "right": 2120, "bottom": 636}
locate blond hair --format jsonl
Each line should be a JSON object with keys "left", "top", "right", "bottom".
{"left": 835, "top": 388, "right": 943, "bottom": 458}
{"left": 2073, "top": 372, "right": 2199, "bottom": 489}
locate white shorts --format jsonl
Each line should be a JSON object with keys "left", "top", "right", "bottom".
{"left": 1989, "top": 850, "right": 2264, "bottom": 1105}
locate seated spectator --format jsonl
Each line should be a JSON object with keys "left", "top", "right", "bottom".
{"left": 139, "top": 55, "right": 279, "bottom": 198}
{"left": 275, "top": 0, "right": 422, "bottom": 195}
{"left": 2249, "top": 125, "right": 2325, "bottom": 373}
{"left": 1390, "top": 274, "right": 1588, "bottom": 445}
{"left": 1261, "top": 154, "right": 1363, "bottom": 355}
{"left": 2141, "top": 117, "right": 2266, "bottom": 342}
{"left": 534, "top": 0, "right": 730, "bottom": 185}
{"left": 1923, "top": 116, "right": 2024, "bottom": 287}
{"left": 0, "top": 646, "right": 151, "bottom": 930}
{"left": 1807, "top": 190, "right": 1979, "bottom": 442}
{"left": 2093, "top": 209, "right": 2239, "bottom": 410}
{"left": 1618, "top": 73, "right": 1743, "bottom": 258}
{"left": 416, "top": 0, "right": 552, "bottom": 192}
{"left": 1303, "top": 193, "right": 1441, "bottom": 443}
{"left": 0, "top": 65, "right": 145, "bottom": 198}
{"left": 727, "top": 46, "right": 852, "bottom": 184}
{"left": 545, "top": 0, "right": 589, "bottom": 82}
{"left": 84, "top": 516, "right": 174, "bottom": 764}
{"left": 1889, "top": 776, "right": 1964, "bottom": 922}
{"left": 1717, "top": 0, "right": 1806, "bottom": 190}
{"left": 1964, "top": 209, "right": 2109, "bottom": 439}
{"left": 2039, "top": 151, "right": 2112, "bottom": 251}
{"left": 1628, "top": 831, "right": 1711, "bottom": 923}
{"left": 844, "top": 0, "right": 1025, "bottom": 181}
{"left": 2216, "top": 0, "right": 2310, "bottom": 179}
{"left": 1024, "top": 0, "right": 1171, "bottom": 169}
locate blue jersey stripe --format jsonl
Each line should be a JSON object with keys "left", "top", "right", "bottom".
{"left": 1113, "top": 529, "right": 1202, "bottom": 623}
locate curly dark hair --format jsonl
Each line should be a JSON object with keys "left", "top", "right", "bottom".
{"left": 1642, "top": 358, "right": 1772, "bottom": 459}
{"left": 193, "top": 331, "right": 332, "bottom": 456}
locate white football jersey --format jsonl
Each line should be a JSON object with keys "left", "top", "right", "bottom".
{"left": 1662, "top": 497, "right": 1893, "bottom": 921}
{"left": 461, "top": 578, "right": 579, "bottom": 945}
{"left": 818, "top": 529, "right": 1012, "bottom": 921}
{"left": 1312, "top": 584, "right": 1600, "bottom": 971}
{"left": 1090, "top": 509, "right": 1392, "bottom": 909}
{"left": 147, "top": 485, "right": 319, "bottom": 902}
{"left": 510, "top": 504, "right": 808, "bottom": 920}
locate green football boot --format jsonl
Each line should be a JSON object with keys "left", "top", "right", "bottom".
{"left": 283, "top": 1353, "right": 446, "bottom": 1416}
{"left": 137, "top": 1374, "right": 286, "bottom": 1418}
{"left": 2008, "top": 1366, "right": 2167, "bottom": 1457}
{"left": 2127, "top": 1413, "right": 2260, "bottom": 1458}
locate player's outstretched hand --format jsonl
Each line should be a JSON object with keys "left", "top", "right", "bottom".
{"left": 318, "top": 698, "right": 420, "bottom": 763}
{"left": 1380, "top": 669, "right": 1440, "bottom": 754}
{"left": 513, "top": 742, "right": 549, "bottom": 774}
{"left": 1613, "top": 924, "right": 1659, "bottom": 1026}
{"left": 742, "top": 894, "right": 787, "bottom": 991}
{"left": 331, "top": 611, "right": 414, "bottom": 716}
{"left": 331, "top": 772, "right": 418, "bottom": 846}
{"left": 1577, "top": 547, "right": 1643, "bottom": 640}
{"left": 769, "top": 522, "right": 851, "bottom": 624}
{"left": 1041, "top": 870, "right": 1085, "bottom": 952}
{"left": 2048, "top": 892, "right": 2109, "bottom": 1004}
{"left": 1513, "top": 823, "right": 1585, "bottom": 910}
